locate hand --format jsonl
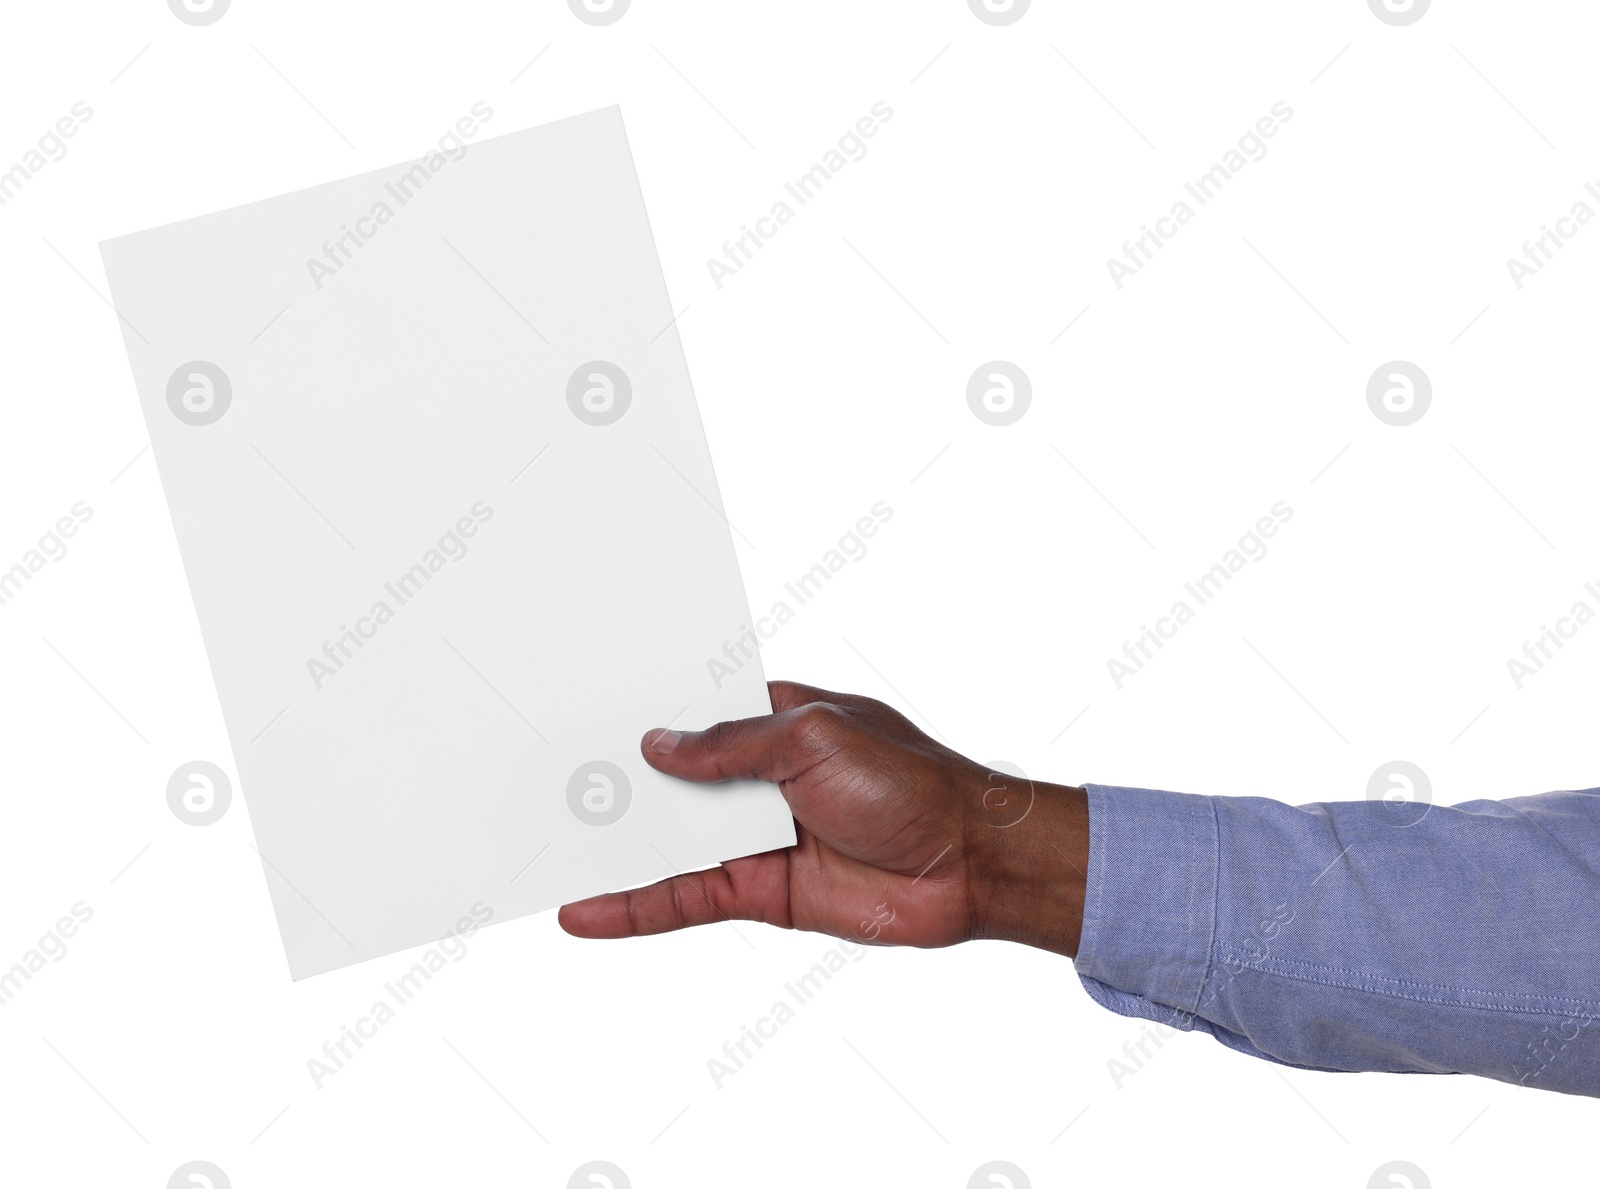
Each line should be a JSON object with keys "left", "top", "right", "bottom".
{"left": 558, "top": 681, "right": 1090, "bottom": 955}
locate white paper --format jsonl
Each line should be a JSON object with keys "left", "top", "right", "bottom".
{"left": 100, "top": 105, "right": 795, "bottom": 979}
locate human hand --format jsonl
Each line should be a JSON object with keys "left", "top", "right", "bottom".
{"left": 558, "top": 681, "right": 1089, "bottom": 955}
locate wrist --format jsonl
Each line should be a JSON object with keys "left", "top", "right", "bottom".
{"left": 963, "top": 770, "right": 1090, "bottom": 957}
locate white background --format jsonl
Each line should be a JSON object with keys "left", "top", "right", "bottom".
{"left": 2, "top": 0, "right": 1597, "bottom": 1185}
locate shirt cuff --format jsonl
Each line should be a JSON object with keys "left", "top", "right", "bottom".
{"left": 1074, "top": 783, "right": 1220, "bottom": 1027}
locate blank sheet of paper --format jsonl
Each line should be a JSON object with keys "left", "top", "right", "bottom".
{"left": 100, "top": 105, "right": 794, "bottom": 979}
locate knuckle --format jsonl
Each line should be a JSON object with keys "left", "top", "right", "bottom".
{"left": 667, "top": 879, "right": 687, "bottom": 928}
{"left": 856, "top": 694, "right": 894, "bottom": 718}
{"left": 788, "top": 701, "right": 850, "bottom": 750}
{"left": 696, "top": 718, "right": 738, "bottom": 752}
{"left": 766, "top": 679, "right": 803, "bottom": 707}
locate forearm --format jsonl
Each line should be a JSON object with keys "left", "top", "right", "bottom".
{"left": 1064, "top": 782, "right": 1600, "bottom": 1097}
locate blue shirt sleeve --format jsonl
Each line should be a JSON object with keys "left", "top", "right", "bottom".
{"left": 1073, "top": 782, "right": 1600, "bottom": 1097}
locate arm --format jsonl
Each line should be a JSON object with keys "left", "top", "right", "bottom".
{"left": 559, "top": 681, "right": 1600, "bottom": 1098}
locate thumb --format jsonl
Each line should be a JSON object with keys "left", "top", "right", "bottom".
{"left": 640, "top": 703, "right": 844, "bottom": 785}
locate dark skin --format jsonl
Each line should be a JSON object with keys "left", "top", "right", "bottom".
{"left": 558, "top": 680, "right": 1090, "bottom": 958}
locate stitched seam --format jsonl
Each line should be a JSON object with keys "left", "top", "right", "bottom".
{"left": 1078, "top": 784, "right": 1110, "bottom": 974}
{"left": 1214, "top": 944, "right": 1600, "bottom": 1015}
{"left": 1216, "top": 943, "right": 1600, "bottom": 1004}
{"left": 1187, "top": 794, "right": 1222, "bottom": 1017}
{"left": 1176, "top": 794, "right": 1199, "bottom": 1007}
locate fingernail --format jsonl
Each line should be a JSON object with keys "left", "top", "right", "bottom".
{"left": 646, "top": 728, "right": 682, "bottom": 753}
